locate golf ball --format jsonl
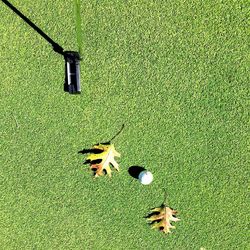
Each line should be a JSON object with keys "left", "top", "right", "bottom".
{"left": 138, "top": 170, "right": 153, "bottom": 185}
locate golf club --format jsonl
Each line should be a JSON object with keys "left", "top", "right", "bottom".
{"left": 2, "top": 0, "right": 82, "bottom": 94}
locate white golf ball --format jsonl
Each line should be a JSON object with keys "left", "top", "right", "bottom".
{"left": 138, "top": 170, "right": 153, "bottom": 185}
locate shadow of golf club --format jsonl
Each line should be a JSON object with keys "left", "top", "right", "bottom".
{"left": 128, "top": 166, "right": 145, "bottom": 179}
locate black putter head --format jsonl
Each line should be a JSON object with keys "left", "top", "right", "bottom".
{"left": 64, "top": 51, "right": 81, "bottom": 94}
{"left": 3, "top": 1, "right": 83, "bottom": 95}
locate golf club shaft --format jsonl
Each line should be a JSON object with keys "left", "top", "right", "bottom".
{"left": 2, "top": 0, "right": 64, "bottom": 55}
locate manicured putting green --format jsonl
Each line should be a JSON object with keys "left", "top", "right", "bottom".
{"left": 0, "top": 0, "right": 248, "bottom": 249}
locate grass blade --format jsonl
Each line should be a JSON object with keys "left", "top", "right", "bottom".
{"left": 74, "top": 0, "right": 83, "bottom": 55}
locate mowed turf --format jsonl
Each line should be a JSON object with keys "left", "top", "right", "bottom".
{"left": 0, "top": 0, "right": 248, "bottom": 249}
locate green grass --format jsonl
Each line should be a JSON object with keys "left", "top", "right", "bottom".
{"left": 0, "top": 0, "right": 249, "bottom": 249}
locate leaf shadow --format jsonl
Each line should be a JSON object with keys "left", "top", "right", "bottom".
{"left": 144, "top": 204, "right": 176, "bottom": 220}
{"left": 78, "top": 141, "right": 111, "bottom": 155}
{"left": 78, "top": 147, "right": 103, "bottom": 176}
{"left": 95, "top": 141, "right": 111, "bottom": 146}
{"left": 144, "top": 211, "right": 162, "bottom": 229}
{"left": 144, "top": 211, "right": 161, "bottom": 219}
{"left": 78, "top": 148, "right": 104, "bottom": 155}
{"left": 78, "top": 145, "right": 117, "bottom": 176}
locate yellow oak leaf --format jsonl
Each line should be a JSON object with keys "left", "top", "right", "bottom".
{"left": 147, "top": 205, "right": 180, "bottom": 234}
{"left": 86, "top": 143, "right": 120, "bottom": 177}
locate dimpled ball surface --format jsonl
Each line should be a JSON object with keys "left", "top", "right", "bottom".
{"left": 138, "top": 170, "right": 153, "bottom": 185}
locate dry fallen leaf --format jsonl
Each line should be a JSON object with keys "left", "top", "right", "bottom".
{"left": 147, "top": 204, "right": 180, "bottom": 234}
{"left": 85, "top": 143, "right": 120, "bottom": 177}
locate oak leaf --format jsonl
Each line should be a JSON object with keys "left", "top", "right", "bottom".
{"left": 147, "top": 204, "right": 180, "bottom": 234}
{"left": 85, "top": 143, "right": 120, "bottom": 177}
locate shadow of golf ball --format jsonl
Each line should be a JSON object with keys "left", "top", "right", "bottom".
{"left": 128, "top": 166, "right": 146, "bottom": 179}
{"left": 128, "top": 166, "right": 153, "bottom": 185}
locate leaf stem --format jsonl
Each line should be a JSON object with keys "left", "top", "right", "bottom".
{"left": 109, "top": 124, "right": 125, "bottom": 142}
{"left": 163, "top": 189, "right": 168, "bottom": 205}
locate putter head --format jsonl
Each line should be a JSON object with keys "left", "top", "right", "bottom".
{"left": 64, "top": 51, "right": 81, "bottom": 94}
